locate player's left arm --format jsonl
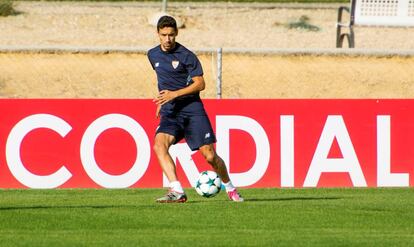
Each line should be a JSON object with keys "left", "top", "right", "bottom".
{"left": 154, "top": 75, "right": 205, "bottom": 106}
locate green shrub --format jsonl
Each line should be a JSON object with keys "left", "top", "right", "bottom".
{"left": 0, "top": 0, "right": 17, "bottom": 17}
{"left": 287, "top": 15, "right": 321, "bottom": 32}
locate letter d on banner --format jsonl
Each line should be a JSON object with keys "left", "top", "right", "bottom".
{"left": 216, "top": 115, "right": 270, "bottom": 187}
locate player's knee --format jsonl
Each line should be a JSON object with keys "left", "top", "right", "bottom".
{"left": 203, "top": 151, "right": 216, "bottom": 164}
{"left": 200, "top": 145, "right": 219, "bottom": 164}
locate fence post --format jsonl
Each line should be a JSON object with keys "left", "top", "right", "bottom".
{"left": 161, "top": 0, "right": 167, "bottom": 12}
{"left": 216, "top": 48, "right": 222, "bottom": 99}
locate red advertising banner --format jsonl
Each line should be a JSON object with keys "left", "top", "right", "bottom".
{"left": 0, "top": 99, "right": 413, "bottom": 188}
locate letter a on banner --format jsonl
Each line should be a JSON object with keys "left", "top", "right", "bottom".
{"left": 303, "top": 116, "right": 367, "bottom": 187}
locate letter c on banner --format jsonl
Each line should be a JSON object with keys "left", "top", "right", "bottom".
{"left": 80, "top": 114, "right": 150, "bottom": 188}
{"left": 6, "top": 114, "right": 73, "bottom": 188}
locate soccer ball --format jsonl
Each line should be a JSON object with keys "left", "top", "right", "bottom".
{"left": 195, "top": 171, "right": 222, "bottom": 198}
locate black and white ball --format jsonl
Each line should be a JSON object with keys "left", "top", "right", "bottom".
{"left": 195, "top": 171, "right": 222, "bottom": 198}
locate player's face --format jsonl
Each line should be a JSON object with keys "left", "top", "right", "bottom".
{"left": 158, "top": 27, "right": 177, "bottom": 52}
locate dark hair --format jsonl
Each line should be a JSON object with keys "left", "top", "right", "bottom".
{"left": 157, "top": 15, "right": 177, "bottom": 32}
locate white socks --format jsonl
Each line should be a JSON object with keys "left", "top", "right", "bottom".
{"left": 223, "top": 181, "right": 236, "bottom": 192}
{"left": 169, "top": 181, "right": 184, "bottom": 193}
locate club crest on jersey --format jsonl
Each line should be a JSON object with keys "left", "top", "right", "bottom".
{"left": 172, "top": 60, "right": 179, "bottom": 69}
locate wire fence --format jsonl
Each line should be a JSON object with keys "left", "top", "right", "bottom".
{"left": 1, "top": 46, "right": 414, "bottom": 99}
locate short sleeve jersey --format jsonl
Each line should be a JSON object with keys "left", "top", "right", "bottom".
{"left": 148, "top": 43, "right": 206, "bottom": 116}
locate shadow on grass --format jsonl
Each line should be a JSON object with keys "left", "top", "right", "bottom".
{"left": 185, "top": 196, "right": 344, "bottom": 204}
{"left": 0, "top": 204, "right": 150, "bottom": 211}
{"left": 245, "top": 196, "right": 343, "bottom": 202}
{"left": 0, "top": 197, "right": 344, "bottom": 209}
{"left": 10, "top": 10, "right": 23, "bottom": 16}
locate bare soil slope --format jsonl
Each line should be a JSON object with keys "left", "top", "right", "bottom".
{"left": 0, "top": 2, "right": 413, "bottom": 98}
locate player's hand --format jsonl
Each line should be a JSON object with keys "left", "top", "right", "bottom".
{"left": 154, "top": 90, "right": 178, "bottom": 106}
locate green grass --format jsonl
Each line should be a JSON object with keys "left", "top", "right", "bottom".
{"left": 1, "top": 188, "right": 414, "bottom": 246}
{"left": 0, "top": 0, "right": 19, "bottom": 17}
{"left": 287, "top": 15, "right": 321, "bottom": 31}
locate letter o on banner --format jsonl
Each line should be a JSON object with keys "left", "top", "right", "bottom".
{"left": 80, "top": 114, "right": 150, "bottom": 188}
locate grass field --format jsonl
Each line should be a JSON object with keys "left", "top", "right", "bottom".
{"left": 0, "top": 188, "right": 413, "bottom": 246}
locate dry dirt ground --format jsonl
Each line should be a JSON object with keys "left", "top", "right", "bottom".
{"left": 1, "top": 53, "right": 414, "bottom": 98}
{"left": 0, "top": 2, "right": 413, "bottom": 98}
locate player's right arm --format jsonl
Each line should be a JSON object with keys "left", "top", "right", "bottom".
{"left": 154, "top": 75, "right": 205, "bottom": 106}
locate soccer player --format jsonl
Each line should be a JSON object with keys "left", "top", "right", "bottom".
{"left": 148, "top": 15, "right": 244, "bottom": 203}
